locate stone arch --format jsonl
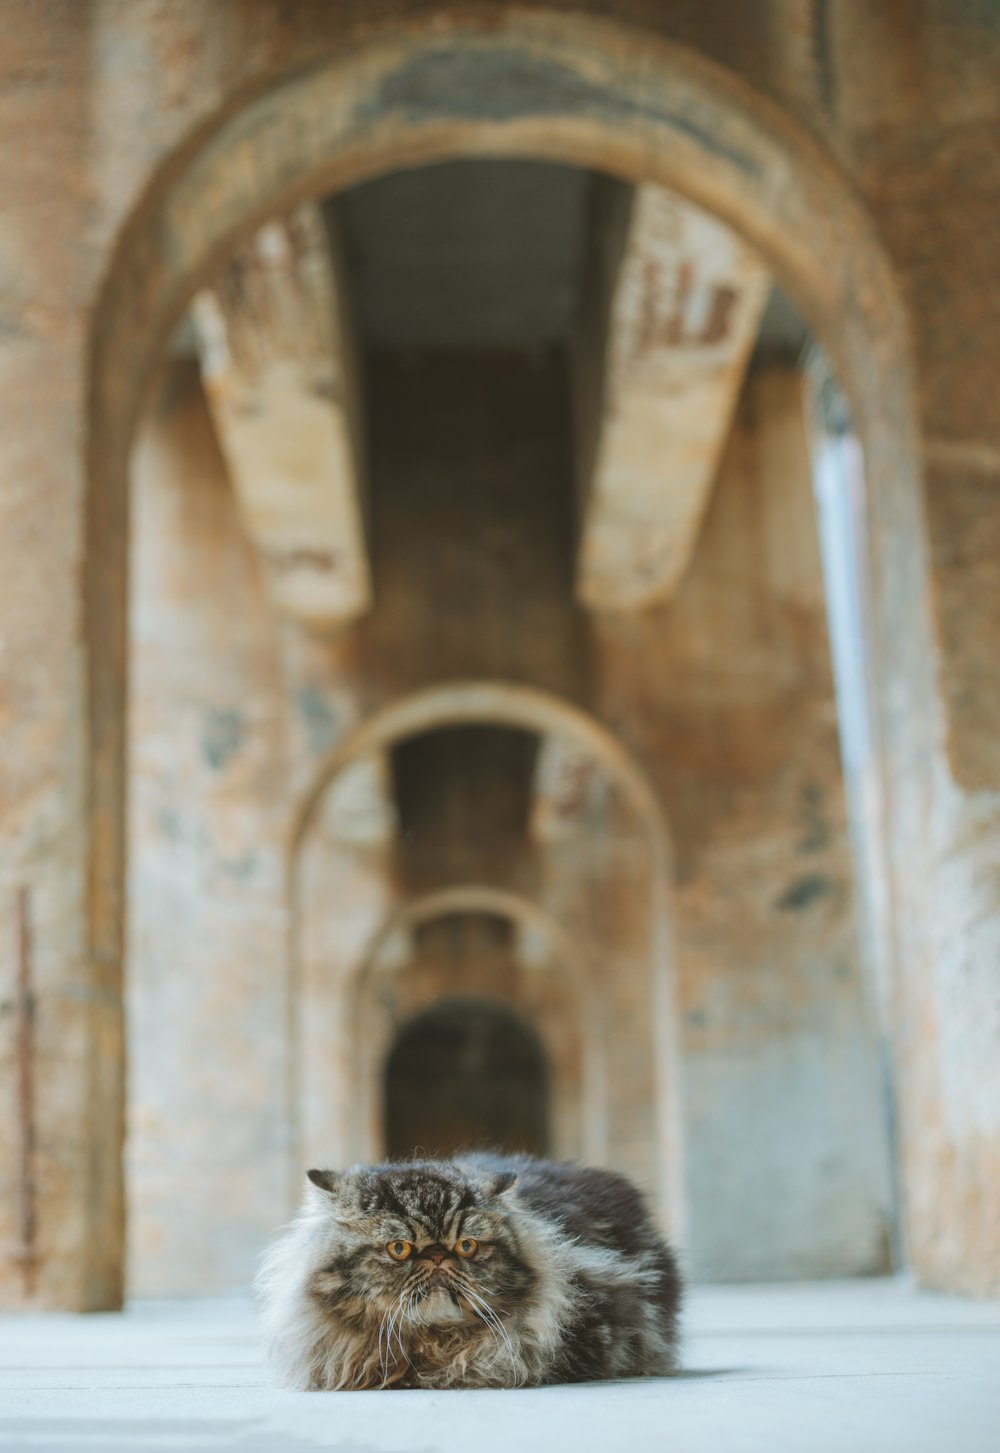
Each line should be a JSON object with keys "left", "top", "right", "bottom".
{"left": 360, "top": 887, "right": 584, "bottom": 973}
{"left": 289, "top": 681, "right": 677, "bottom": 1223}
{"left": 384, "top": 997, "right": 552, "bottom": 1160}
{"left": 350, "top": 886, "right": 602, "bottom": 1170}
{"left": 289, "top": 681, "right": 671, "bottom": 858}
{"left": 85, "top": 8, "right": 931, "bottom": 1303}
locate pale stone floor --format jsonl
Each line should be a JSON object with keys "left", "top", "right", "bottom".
{"left": 1, "top": 1279, "right": 998, "bottom": 1452}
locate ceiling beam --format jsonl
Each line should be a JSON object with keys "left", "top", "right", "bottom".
{"left": 574, "top": 179, "right": 771, "bottom": 612}
{"left": 191, "top": 204, "right": 371, "bottom": 628}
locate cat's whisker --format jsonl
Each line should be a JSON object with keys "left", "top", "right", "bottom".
{"left": 384, "top": 1317, "right": 397, "bottom": 1378}
{"left": 377, "top": 1302, "right": 391, "bottom": 1386}
{"left": 454, "top": 1281, "right": 500, "bottom": 1346}
{"left": 382, "top": 1294, "right": 401, "bottom": 1384}
{"left": 478, "top": 1301, "right": 519, "bottom": 1384}
{"left": 382, "top": 1299, "right": 396, "bottom": 1380}
{"left": 470, "top": 1306, "right": 501, "bottom": 1352}
{"left": 378, "top": 1296, "right": 394, "bottom": 1380}
{"left": 453, "top": 1276, "right": 519, "bottom": 1384}
{"left": 458, "top": 1276, "right": 510, "bottom": 1336}
{"left": 396, "top": 1285, "right": 412, "bottom": 1355}
{"left": 459, "top": 1295, "right": 502, "bottom": 1358}
{"left": 386, "top": 1286, "right": 408, "bottom": 1372}
{"left": 377, "top": 1283, "right": 410, "bottom": 1386}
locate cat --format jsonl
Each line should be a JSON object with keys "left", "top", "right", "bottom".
{"left": 256, "top": 1151, "right": 682, "bottom": 1389}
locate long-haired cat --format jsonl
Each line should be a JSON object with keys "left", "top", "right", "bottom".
{"left": 256, "top": 1152, "right": 682, "bottom": 1388}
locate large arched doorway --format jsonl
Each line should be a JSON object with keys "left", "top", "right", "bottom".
{"left": 82, "top": 11, "right": 931, "bottom": 1308}
{"left": 384, "top": 997, "right": 550, "bottom": 1160}
{"left": 290, "top": 683, "right": 674, "bottom": 1221}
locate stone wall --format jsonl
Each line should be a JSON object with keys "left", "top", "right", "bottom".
{"left": 127, "top": 365, "right": 297, "bottom": 1295}
{"left": 0, "top": 0, "right": 998, "bottom": 1305}
{"left": 594, "top": 367, "right": 894, "bottom": 1278}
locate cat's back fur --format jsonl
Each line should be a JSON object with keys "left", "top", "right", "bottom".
{"left": 464, "top": 1152, "right": 683, "bottom": 1382}
{"left": 257, "top": 1151, "right": 682, "bottom": 1389}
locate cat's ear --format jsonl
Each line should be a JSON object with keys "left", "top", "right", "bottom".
{"left": 490, "top": 1171, "right": 518, "bottom": 1197}
{"left": 306, "top": 1168, "right": 342, "bottom": 1196}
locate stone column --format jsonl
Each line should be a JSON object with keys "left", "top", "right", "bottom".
{"left": 126, "top": 363, "right": 300, "bottom": 1295}
{"left": 839, "top": 8, "right": 1000, "bottom": 1289}
{"left": 592, "top": 366, "right": 896, "bottom": 1278}
{"left": 872, "top": 171, "right": 1000, "bottom": 1296}
{"left": 0, "top": 1, "right": 119, "bottom": 1310}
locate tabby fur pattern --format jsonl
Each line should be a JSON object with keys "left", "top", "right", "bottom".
{"left": 256, "top": 1152, "right": 682, "bottom": 1389}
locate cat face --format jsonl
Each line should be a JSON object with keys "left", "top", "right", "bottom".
{"left": 305, "top": 1162, "right": 535, "bottom": 1332}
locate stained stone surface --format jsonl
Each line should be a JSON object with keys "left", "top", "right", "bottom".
{"left": 1, "top": 1281, "right": 998, "bottom": 1453}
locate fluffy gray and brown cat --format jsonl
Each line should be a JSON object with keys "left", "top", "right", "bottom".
{"left": 257, "top": 1152, "right": 682, "bottom": 1388}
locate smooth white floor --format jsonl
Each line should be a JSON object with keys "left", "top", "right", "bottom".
{"left": 1, "top": 1279, "right": 998, "bottom": 1452}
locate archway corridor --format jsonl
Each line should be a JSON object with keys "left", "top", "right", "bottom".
{"left": 121, "top": 143, "right": 897, "bottom": 1303}
{"left": 2, "top": 23, "right": 999, "bottom": 1438}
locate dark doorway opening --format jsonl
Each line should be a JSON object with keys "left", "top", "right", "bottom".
{"left": 383, "top": 997, "right": 550, "bottom": 1160}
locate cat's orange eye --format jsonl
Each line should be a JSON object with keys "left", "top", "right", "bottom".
{"left": 454, "top": 1236, "right": 479, "bottom": 1259}
{"left": 386, "top": 1239, "right": 413, "bottom": 1262}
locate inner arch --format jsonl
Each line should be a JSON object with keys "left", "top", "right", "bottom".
{"left": 384, "top": 994, "right": 551, "bottom": 1160}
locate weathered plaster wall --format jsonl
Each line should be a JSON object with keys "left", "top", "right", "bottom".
{"left": 529, "top": 809, "right": 661, "bottom": 1197}
{"left": 124, "top": 364, "right": 370, "bottom": 1294}
{"left": 0, "top": 1, "right": 113, "bottom": 1310}
{"left": 295, "top": 783, "right": 397, "bottom": 1176}
{"left": 127, "top": 365, "right": 298, "bottom": 1294}
{"left": 594, "top": 368, "right": 895, "bottom": 1279}
{"left": 805, "top": 0, "right": 1000, "bottom": 1297}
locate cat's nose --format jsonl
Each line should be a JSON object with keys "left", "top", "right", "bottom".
{"left": 419, "top": 1243, "right": 450, "bottom": 1267}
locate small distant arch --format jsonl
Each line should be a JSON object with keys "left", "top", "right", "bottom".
{"left": 350, "top": 884, "right": 603, "bottom": 1169}
{"left": 384, "top": 996, "right": 551, "bottom": 1160}
{"left": 288, "top": 681, "right": 682, "bottom": 1230}
{"left": 289, "top": 680, "right": 672, "bottom": 865}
